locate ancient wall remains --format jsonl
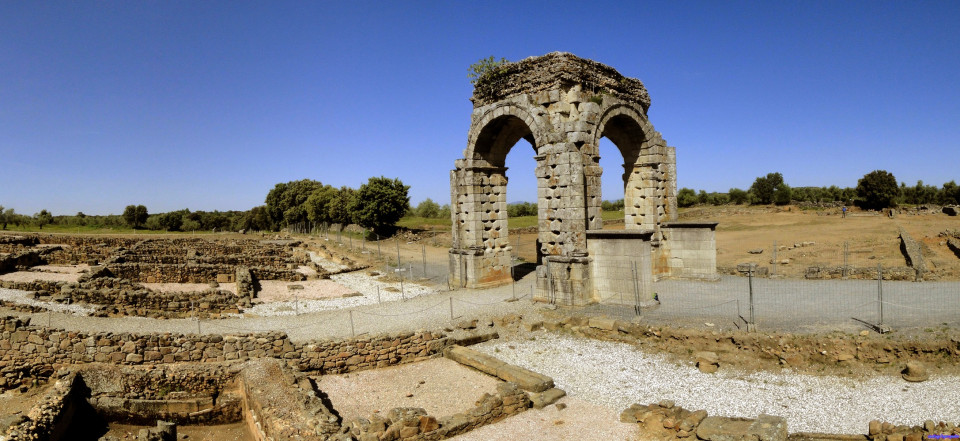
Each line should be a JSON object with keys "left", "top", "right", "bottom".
{"left": 656, "top": 223, "right": 719, "bottom": 280}
{"left": 0, "top": 315, "right": 449, "bottom": 392}
{"left": 344, "top": 382, "right": 530, "bottom": 440}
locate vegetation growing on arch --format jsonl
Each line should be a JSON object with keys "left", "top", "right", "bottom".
{"left": 468, "top": 56, "right": 510, "bottom": 85}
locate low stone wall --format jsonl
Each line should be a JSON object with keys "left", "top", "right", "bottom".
{"left": 804, "top": 265, "right": 916, "bottom": 281}
{"left": 867, "top": 418, "right": 960, "bottom": 441}
{"left": 899, "top": 228, "right": 924, "bottom": 280}
{"left": 239, "top": 358, "right": 341, "bottom": 441}
{"left": 0, "top": 250, "right": 44, "bottom": 275}
{"left": 77, "top": 363, "right": 243, "bottom": 425}
{"left": 0, "top": 315, "right": 449, "bottom": 392}
{"left": 1, "top": 371, "right": 81, "bottom": 441}
{"left": 102, "top": 263, "right": 304, "bottom": 284}
{"left": 948, "top": 239, "right": 960, "bottom": 259}
{"left": 620, "top": 401, "right": 787, "bottom": 441}
{"left": 345, "top": 382, "right": 531, "bottom": 441}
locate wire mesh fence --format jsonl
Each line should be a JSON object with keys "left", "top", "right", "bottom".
{"left": 281, "top": 227, "right": 960, "bottom": 334}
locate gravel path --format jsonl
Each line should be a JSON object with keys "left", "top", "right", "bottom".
{"left": 0, "top": 287, "right": 97, "bottom": 315}
{"left": 472, "top": 332, "right": 960, "bottom": 434}
{"left": 6, "top": 275, "right": 542, "bottom": 342}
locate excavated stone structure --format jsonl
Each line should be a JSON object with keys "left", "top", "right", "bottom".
{"left": 450, "top": 52, "right": 715, "bottom": 303}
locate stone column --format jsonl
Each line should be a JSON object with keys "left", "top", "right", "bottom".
{"left": 449, "top": 162, "right": 512, "bottom": 288}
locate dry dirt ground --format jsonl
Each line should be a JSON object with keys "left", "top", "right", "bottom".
{"left": 399, "top": 205, "right": 960, "bottom": 280}
{"left": 314, "top": 357, "right": 501, "bottom": 422}
{"left": 102, "top": 422, "right": 254, "bottom": 441}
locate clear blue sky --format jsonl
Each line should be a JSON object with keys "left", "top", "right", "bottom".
{"left": 2, "top": 1, "right": 958, "bottom": 215}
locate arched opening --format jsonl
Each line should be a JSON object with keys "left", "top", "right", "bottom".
{"left": 467, "top": 114, "right": 539, "bottom": 282}
{"left": 596, "top": 113, "right": 651, "bottom": 231}
{"left": 597, "top": 137, "right": 625, "bottom": 230}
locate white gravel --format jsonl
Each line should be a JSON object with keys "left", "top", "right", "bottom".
{"left": 473, "top": 332, "right": 960, "bottom": 434}
{"left": 0, "top": 287, "right": 97, "bottom": 315}
{"left": 236, "top": 254, "right": 439, "bottom": 317}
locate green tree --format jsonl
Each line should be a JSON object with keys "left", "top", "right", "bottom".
{"left": 264, "top": 179, "right": 325, "bottom": 229}
{"left": 415, "top": 198, "right": 441, "bottom": 218}
{"left": 855, "top": 170, "right": 899, "bottom": 210}
{"left": 304, "top": 185, "right": 338, "bottom": 225}
{"left": 156, "top": 211, "right": 184, "bottom": 231}
{"left": 710, "top": 193, "right": 730, "bottom": 205}
{"left": 122, "top": 205, "right": 148, "bottom": 228}
{"left": 773, "top": 183, "right": 792, "bottom": 206}
{"left": 0, "top": 206, "right": 7, "bottom": 230}
{"left": 750, "top": 172, "right": 790, "bottom": 205}
{"left": 507, "top": 202, "right": 537, "bottom": 217}
{"left": 941, "top": 181, "right": 960, "bottom": 206}
{"left": 677, "top": 188, "right": 697, "bottom": 208}
{"left": 349, "top": 177, "right": 410, "bottom": 234}
{"left": 34, "top": 209, "right": 54, "bottom": 230}
{"left": 438, "top": 204, "right": 451, "bottom": 219}
{"left": 468, "top": 56, "right": 509, "bottom": 85}
{"left": 728, "top": 188, "right": 749, "bottom": 205}
{"left": 328, "top": 186, "right": 356, "bottom": 228}
{"left": 237, "top": 205, "right": 273, "bottom": 232}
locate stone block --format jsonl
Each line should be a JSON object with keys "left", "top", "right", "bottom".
{"left": 529, "top": 387, "right": 566, "bottom": 409}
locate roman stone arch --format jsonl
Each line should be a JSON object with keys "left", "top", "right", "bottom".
{"left": 450, "top": 52, "right": 714, "bottom": 302}
{"left": 589, "top": 102, "right": 678, "bottom": 234}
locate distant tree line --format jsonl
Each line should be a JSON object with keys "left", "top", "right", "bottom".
{"left": 676, "top": 170, "right": 960, "bottom": 210}
{"left": 0, "top": 176, "right": 410, "bottom": 235}
{"left": 4, "top": 170, "right": 957, "bottom": 233}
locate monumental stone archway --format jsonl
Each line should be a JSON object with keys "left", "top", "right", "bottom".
{"left": 450, "top": 53, "right": 715, "bottom": 303}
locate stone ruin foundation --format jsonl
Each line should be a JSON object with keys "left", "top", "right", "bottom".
{"left": 449, "top": 52, "right": 717, "bottom": 303}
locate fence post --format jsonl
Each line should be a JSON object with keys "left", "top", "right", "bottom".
{"left": 511, "top": 264, "right": 516, "bottom": 300}
{"left": 349, "top": 310, "right": 355, "bottom": 337}
{"left": 878, "top": 263, "right": 884, "bottom": 326}
{"left": 377, "top": 286, "right": 381, "bottom": 304}
{"left": 772, "top": 240, "right": 778, "bottom": 276}
{"left": 449, "top": 296, "right": 454, "bottom": 321}
{"left": 748, "top": 267, "right": 756, "bottom": 331}
{"left": 633, "top": 260, "right": 642, "bottom": 316}
{"left": 396, "top": 238, "right": 401, "bottom": 269}
{"left": 422, "top": 244, "right": 427, "bottom": 278}
{"left": 843, "top": 242, "right": 849, "bottom": 278}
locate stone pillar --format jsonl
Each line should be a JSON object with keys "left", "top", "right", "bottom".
{"left": 664, "top": 146, "right": 678, "bottom": 222}
{"left": 449, "top": 162, "right": 512, "bottom": 288}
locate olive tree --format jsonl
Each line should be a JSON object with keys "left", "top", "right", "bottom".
{"left": 349, "top": 177, "right": 409, "bottom": 235}
{"left": 122, "top": 205, "right": 148, "bottom": 229}
{"left": 856, "top": 170, "right": 899, "bottom": 210}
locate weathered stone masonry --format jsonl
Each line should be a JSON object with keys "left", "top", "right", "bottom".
{"left": 450, "top": 52, "right": 715, "bottom": 303}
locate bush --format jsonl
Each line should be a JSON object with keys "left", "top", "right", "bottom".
{"left": 677, "top": 188, "right": 697, "bottom": 208}
{"left": 415, "top": 198, "right": 442, "bottom": 218}
{"left": 507, "top": 202, "right": 537, "bottom": 217}
{"left": 728, "top": 188, "right": 749, "bottom": 205}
